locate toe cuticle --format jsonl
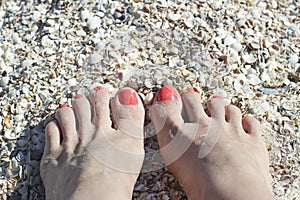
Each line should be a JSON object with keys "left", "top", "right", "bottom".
{"left": 118, "top": 89, "right": 138, "bottom": 105}
{"left": 74, "top": 94, "right": 84, "bottom": 99}
{"left": 185, "top": 87, "right": 199, "bottom": 93}
{"left": 59, "top": 104, "right": 68, "bottom": 109}
{"left": 93, "top": 86, "right": 105, "bottom": 92}
{"left": 157, "top": 86, "right": 177, "bottom": 101}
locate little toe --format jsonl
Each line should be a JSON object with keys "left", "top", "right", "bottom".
{"left": 150, "top": 86, "right": 184, "bottom": 147}
{"left": 89, "top": 86, "right": 112, "bottom": 128}
{"left": 207, "top": 95, "right": 226, "bottom": 121}
{"left": 72, "top": 94, "right": 94, "bottom": 144}
{"left": 55, "top": 106, "right": 78, "bottom": 153}
{"left": 111, "top": 87, "right": 145, "bottom": 138}
{"left": 181, "top": 88, "right": 209, "bottom": 123}
{"left": 242, "top": 115, "right": 262, "bottom": 137}
{"left": 44, "top": 120, "right": 61, "bottom": 156}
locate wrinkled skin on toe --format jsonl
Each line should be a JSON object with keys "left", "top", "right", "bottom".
{"left": 150, "top": 86, "right": 273, "bottom": 200}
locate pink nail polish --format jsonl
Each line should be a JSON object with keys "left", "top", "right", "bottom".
{"left": 94, "top": 86, "right": 105, "bottom": 91}
{"left": 157, "top": 86, "right": 177, "bottom": 101}
{"left": 59, "top": 104, "right": 68, "bottom": 108}
{"left": 74, "top": 94, "right": 84, "bottom": 99}
{"left": 118, "top": 89, "right": 138, "bottom": 105}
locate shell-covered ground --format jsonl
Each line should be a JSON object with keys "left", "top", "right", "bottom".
{"left": 0, "top": 0, "right": 299, "bottom": 199}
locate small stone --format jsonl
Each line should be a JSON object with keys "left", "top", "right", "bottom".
{"left": 224, "top": 36, "right": 236, "bottom": 46}
{"left": 169, "top": 13, "right": 181, "bottom": 21}
{"left": 184, "top": 16, "right": 194, "bottom": 28}
{"left": 288, "top": 54, "right": 298, "bottom": 64}
{"left": 21, "top": 59, "right": 33, "bottom": 68}
{"left": 232, "top": 42, "right": 243, "bottom": 52}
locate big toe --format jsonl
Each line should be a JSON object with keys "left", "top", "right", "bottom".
{"left": 111, "top": 87, "right": 145, "bottom": 138}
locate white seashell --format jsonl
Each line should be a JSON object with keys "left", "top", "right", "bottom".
{"left": 232, "top": 42, "right": 243, "bottom": 52}
{"left": 242, "top": 54, "right": 257, "bottom": 64}
{"left": 169, "top": 13, "right": 181, "bottom": 21}
{"left": 4, "top": 129, "right": 18, "bottom": 140}
{"left": 184, "top": 16, "right": 195, "bottom": 28}
{"left": 144, "top": 92, "right": 154, "bottom": 105}
{"left": 21, "top": 59, "right": 34, "bottom": 68}
{"left": 68, "top": 78, "right": 77, "bottom": 86}
{"left": 87, "top": 52, "right": 102, "bottom": 64}
{"left": 87, "top": 16, "right": 101, "bottom": 31}
{"left": 224, "top": 35, "right": 236, "bottom": 46}
{"left": 288, "top": 54, "right": 298, "bottom": 64}
{"left": 144, "top": 79, "right": 154, "bottom": 88}
{"left": 0, "top": 77, "right": 9, "bottom": 87}
{"left": 247, "top": 74, "right": 261, "bottom": 85}
{"left": 107, "top": 39, "right": 122, "bottom": 51}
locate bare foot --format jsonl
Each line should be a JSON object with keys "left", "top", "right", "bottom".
{"left": 150, "top": 86, "right": 273, "bottom": 200}
{"left": 40, "top": 87, "right": 145, "bottom": 200}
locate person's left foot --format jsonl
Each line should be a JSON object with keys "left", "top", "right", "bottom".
{"left": 40, "top": 87, "right": 145, "bottom": 200}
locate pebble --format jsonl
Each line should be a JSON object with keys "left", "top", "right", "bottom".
{"left": 68, "top": 78, "right": 77, "bottom": 86}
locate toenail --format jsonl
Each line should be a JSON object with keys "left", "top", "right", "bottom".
{"left": 186, "top": 87, "right": 199, "bottom": 93}
{"left": 59, "top": 104, "right": 68, "bottom": 108}
{"left": 74, "top": 94, "right": 84, "bottom": 99}
{"left": 118, "top": 89, "right": 138, "bottom": 105}
{"left": 211, "top": 95, "right": 222, "bottom": 99}
{"left": 157, "top": 86, "right": 177, "bottom": 101}
{"left": 93, "top": 86, "right": 105, "bottom": 91}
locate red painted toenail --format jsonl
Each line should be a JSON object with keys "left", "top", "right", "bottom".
{"left": 186, "top": 87, "right": 199, "bottom": 93}
{"left": 157, "top": 86, "right": 177, "bottom": 101}
{"left": 94, "top": 86, "right": 105, "bottom": 91}
{"left": 118, "top": 89, "right": 138, "bottom": 105}
{"left": 212, "top": 95, "right": 222, "bottom": 99}
{"left": 74, "top": 94, "right": 84, "bottom": 99}
{"left": 59, "top": 104, "right": 68, "bottom": 108}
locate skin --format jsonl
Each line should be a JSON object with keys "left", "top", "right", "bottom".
{"left": 40, "top": 86, "right": 273, "bottom": 200}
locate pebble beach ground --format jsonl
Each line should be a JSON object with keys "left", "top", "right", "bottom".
{"left": 0, "top": 0, "right": 299, "bottom": 199}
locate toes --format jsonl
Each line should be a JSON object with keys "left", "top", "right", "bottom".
{"left": 55, "top": 106, "right": 78, "bottom": 152}
{"left": 225, "top": 104, "right": 242, "bottom": 124}
{"left": 72, "top": 94, "right": 94, "bottom": 144}
{"left": 89, "top": 86, "right": 112, "bottom": 128}
{"left": 111, "top": 87, "right": 145, "bottom": 138}
{"left": 150, "top": 86, "right": 184, "bottom": 147}
{"left": 207, "top": 95, "right": 226, "bottom": 121}
{"left": 242, "top": 115, "right": 262, "bottom": 137}
{"left": 181, "top": 88, "right": 209, "bottom": 123}
{"left": 44, "top": 121, "right": 60, "bottom": 155}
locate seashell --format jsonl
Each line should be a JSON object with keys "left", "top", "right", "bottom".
{"left": 87, "top": 16, "right": 101, "bottom": 31}
{"left": 0, "top": 76, "right": 9, "bottom": 87}
{"left": 4, "top": 129, "right": 18, "bottom": 140}
{"left": 184, "top": 16, "right": 195, "bottom": 28}
{"left": 169, "top": 13, "right": 181, "bottom": 21}
{"left": 242, "top": 54, "right": 257, "bottom": 64}
{"left": 68, "top": 78, "right": 77, "bottom": 86}
{"left": 224, "top": 35, "right": 236, "bottom": 46}
{"left": 144, "top": 92, "right": 154, "bottom": 105}
{"left": 288, "top": 54, "right": 298, "bottom": 64}
{"left": 87, "top": 52, "right": 102, "bottom": 65}
{"left": 247, "top": 74, "right": 261, "bottom": 85}
{"left": 144, "top": 79, "right": 154, "bottom": 88}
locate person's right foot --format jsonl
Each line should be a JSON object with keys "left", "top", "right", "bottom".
{"left": 150, "top": 86, "right": 273, "bottom": 200}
